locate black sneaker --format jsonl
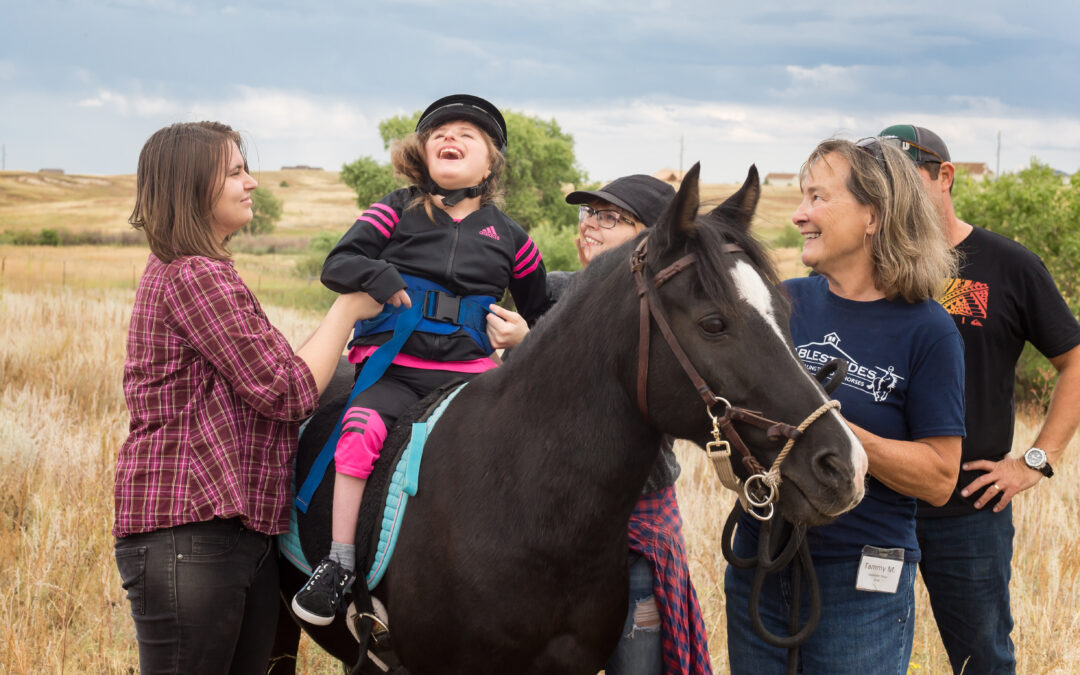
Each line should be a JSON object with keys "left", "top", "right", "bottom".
{"left": 292, "top": 557, "right": 355, "bottom": 626}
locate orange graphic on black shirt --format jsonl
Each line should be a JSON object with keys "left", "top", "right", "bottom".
{"left": 940, "top": 278, "right": 988, "bottom": 326}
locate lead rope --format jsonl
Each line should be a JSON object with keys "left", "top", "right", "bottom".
{"left": 717, "top": 361, "right": 849, "bottom": 674}
{"left": 761, "top": 399, "right": 841, "bottom": 490}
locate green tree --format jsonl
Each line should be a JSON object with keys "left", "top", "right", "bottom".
{"left": 340, "top": 156, "right": 403, "bottom": 209}
{"left": 295, "top": 232, "right": 340, "bottom": 280}
{"left": 953, "top": 160, "right": 1080, "bottom": 312}
{"left": 953, "top": 160, "right": 1080, "bottom": 408}
{"left": 39, "top": 229, "right": 60, "bottom": 246}
{"left": 371, "top": 108, "right": 587, "bottom": 233}
{"left": 242, "top": 186, "right": 283, "bottom": 235}
{"left": 529, "top": 221, "right": 582, "bottom": 273}
{"left": 378, "top": 114, "right": 420, "bottom": 149}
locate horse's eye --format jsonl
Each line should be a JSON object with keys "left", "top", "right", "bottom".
{"left": 699, "top": 316, "right": 726, "bottom": 335}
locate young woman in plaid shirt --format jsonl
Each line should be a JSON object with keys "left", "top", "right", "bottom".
{"left": 113, "top": 121, "right": 381, "bottom": 674}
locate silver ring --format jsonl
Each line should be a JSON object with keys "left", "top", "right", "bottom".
{"left": 993, "top": 484, "right": 1001, "bottom": 491}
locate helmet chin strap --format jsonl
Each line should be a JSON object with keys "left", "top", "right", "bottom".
{"left": 421, "top": 176, "right": 489, "bottom": 208}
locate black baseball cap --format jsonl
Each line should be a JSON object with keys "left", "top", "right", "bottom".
{"left": 416, "top": 94, "right": 508, "bottom": 153}
{"left": 878, "top": 124, "right": 951, "bottom": 164}
{"left": 565, "top": 175, "right": 676, "bottom": 228}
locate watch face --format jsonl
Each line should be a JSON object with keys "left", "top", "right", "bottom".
{"left": 1026, "top": 448, "right": 1047, "bottom": 467}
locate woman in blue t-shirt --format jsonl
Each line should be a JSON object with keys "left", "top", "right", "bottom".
{"left": 725, "top": 137, "right": 965, "bottom": 675}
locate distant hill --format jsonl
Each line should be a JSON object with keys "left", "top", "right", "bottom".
{"left": 0, "top": 169, "right": 804, "bottom": 245}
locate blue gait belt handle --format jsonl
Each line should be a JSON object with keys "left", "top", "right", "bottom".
{"left": 294, "top": 279, "right": 493, "bottom": 512}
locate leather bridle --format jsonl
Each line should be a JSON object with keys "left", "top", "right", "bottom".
{"left": 629, "top": 235, "right": 840, "bottom": 519}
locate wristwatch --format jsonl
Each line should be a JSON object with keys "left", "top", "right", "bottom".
{"left": 1023, "top": 447, "right": 1054, "bottom": 478}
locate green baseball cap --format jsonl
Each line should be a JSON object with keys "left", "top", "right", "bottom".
{"left": 878, "top": 125, "right": 951, "bottom": 164}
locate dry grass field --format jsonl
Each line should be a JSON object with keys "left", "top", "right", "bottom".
{"left": 2, "top": 172, "right": 1077, "bottom": 673}
{"left": 0, "top": 169, "right": 359, "bottom": 238}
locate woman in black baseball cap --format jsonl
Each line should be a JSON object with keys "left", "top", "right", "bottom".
{"left": 564, "top": 174, "right": 675, "bottom": 267}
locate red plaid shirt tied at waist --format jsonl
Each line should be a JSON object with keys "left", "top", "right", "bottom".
{"left": 628, "top": 485, "right": 713, "bottom": 675}
{"left": 114, "top": 254, "right": 318, "bottom": 538}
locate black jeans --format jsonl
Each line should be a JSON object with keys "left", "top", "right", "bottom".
{"left": 114, "top": 517, "right": 280, "bottom": 674}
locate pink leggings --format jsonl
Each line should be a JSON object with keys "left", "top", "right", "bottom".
{"left": 334, "top": 407, "right": 387, "bottom": 479}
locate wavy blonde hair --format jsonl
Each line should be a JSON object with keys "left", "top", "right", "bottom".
{"left": 390, "top": 124, "right": 506, "bottom": 219}
{"left": 801, "top": 138, "right": 957, "bottom": 302}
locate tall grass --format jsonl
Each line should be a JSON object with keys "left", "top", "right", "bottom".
{"left": 1, "top": 284, "right": 1077, "bottom": 673}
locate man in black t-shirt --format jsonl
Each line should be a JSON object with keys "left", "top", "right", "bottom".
{"left": 880, "top": 124, "right": 1080, "bottom": 675}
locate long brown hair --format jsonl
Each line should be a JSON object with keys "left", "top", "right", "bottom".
{"left": 129, "top": 121, "right": 246, "bottom": 262}
{"left": 800, "top": 138, "right": 957, "bottom": 302}
{"left": 390, "top": 123, "right": 506, "bottom": 218}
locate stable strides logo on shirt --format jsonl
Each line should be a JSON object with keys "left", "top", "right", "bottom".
{"left": 795, "top": 332, "right": 905, "bottom": 403}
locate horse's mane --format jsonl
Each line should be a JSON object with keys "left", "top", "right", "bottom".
{"left": 690, "top": 205, "right": 780, "bottom": 315}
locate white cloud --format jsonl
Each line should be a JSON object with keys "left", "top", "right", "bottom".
{"left": 74, "top": 89, "right": 178, "bottom": 116}
{"left": 524, "top": 97, "right": 1080, "bottom": 183}
{"left": 779, "top": 64, "right": 863, "bottom": 96}
{"left": 189, "top": 88, "right": 366, "bottom": 139}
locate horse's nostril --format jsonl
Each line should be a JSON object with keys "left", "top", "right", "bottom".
{"left": 814, "top": 451, "right": 848, "bottom": 484}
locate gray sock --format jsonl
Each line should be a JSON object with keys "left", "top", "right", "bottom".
{"left": 329, "top": 541, "right": 356, "bottom": 573}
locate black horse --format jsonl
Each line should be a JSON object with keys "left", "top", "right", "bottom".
{"left": 273, "top": 164, "right": 867, "bottom": 674}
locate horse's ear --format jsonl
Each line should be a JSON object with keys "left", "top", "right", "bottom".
{"left": 650, "top": 162, "right": 701, "bottom": 257}
{"left": 706, "top": 164, "right": 760, "bottom": 233}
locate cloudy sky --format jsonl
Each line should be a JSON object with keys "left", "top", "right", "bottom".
{"left": 3, "top": 0, "right": 1079, "bottom": 183}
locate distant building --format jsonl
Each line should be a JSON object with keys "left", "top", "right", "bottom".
{"left": 764, "top": 172, "right": 797, "bottom": 187}
{"left": 653, "top": 167, "right": 686, "bottom": 184}
{"left": 954, "top": 162, "right": 993, "bottom": 182}
{"left": 281, "top": 165, "right": 323, "bottom": 171}
{"left": 39, "top": 168, "right": 65, "bottom": 175}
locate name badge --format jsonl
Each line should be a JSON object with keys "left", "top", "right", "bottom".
{"left": 855, "top": 545, "right": 904, "bottom": 593}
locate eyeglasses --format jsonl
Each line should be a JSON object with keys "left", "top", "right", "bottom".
{"left": 578, "top": 205, "right": 636, "bottom": 229}
{"left": 858, "top": 135, "right": 944, "bottom": 166}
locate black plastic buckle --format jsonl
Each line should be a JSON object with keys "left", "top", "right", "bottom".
{"left": 423, "top": 290, "right": 462, "bottom": 324}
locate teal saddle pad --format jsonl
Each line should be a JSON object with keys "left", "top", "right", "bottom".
{"left": 279, "top": 382, "right": 466, "bottom": 590}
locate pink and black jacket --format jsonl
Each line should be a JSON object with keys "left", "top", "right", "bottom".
{"left": 321, "top": 187, "right": 551, "bottom": 362}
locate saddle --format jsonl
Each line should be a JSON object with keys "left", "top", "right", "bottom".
{"left": 282, "top": 379, "right": 467, "bottom": 674}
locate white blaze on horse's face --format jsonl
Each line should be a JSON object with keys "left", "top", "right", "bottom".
{"left": 729, "top": 259, "right": 868, "bottom": 498}
{"left": 730, "top": 260, "right": 785, "bottom": 342}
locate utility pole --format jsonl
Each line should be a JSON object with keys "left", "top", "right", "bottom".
{"left": 996, "top": 131, "right": 1001, "bottom": 177}
{"left": 679, "top": 135, "right": 684, "bottom": 177}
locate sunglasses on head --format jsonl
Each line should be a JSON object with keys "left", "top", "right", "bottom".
{"left": 857, "top": 135, "right": 944, "bottom": 166}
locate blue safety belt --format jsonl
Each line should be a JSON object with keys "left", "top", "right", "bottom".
{"left": 294, "top": 275, "right": 494, "bottom": 512}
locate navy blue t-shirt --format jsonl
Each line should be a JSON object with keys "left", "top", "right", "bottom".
{"left": 740, "top": 276, "right": 966, "bottom": 562}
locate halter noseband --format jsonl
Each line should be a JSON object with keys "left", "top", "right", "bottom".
{"left": 629, "top": 235, "right": 840, "bottom": 519}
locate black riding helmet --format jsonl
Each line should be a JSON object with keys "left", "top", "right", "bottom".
{"left": 416, "top": 94, "right": 508, "bottom": 154}
{"left": 415, "top": 94, "right": 508, "bottom": 206}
